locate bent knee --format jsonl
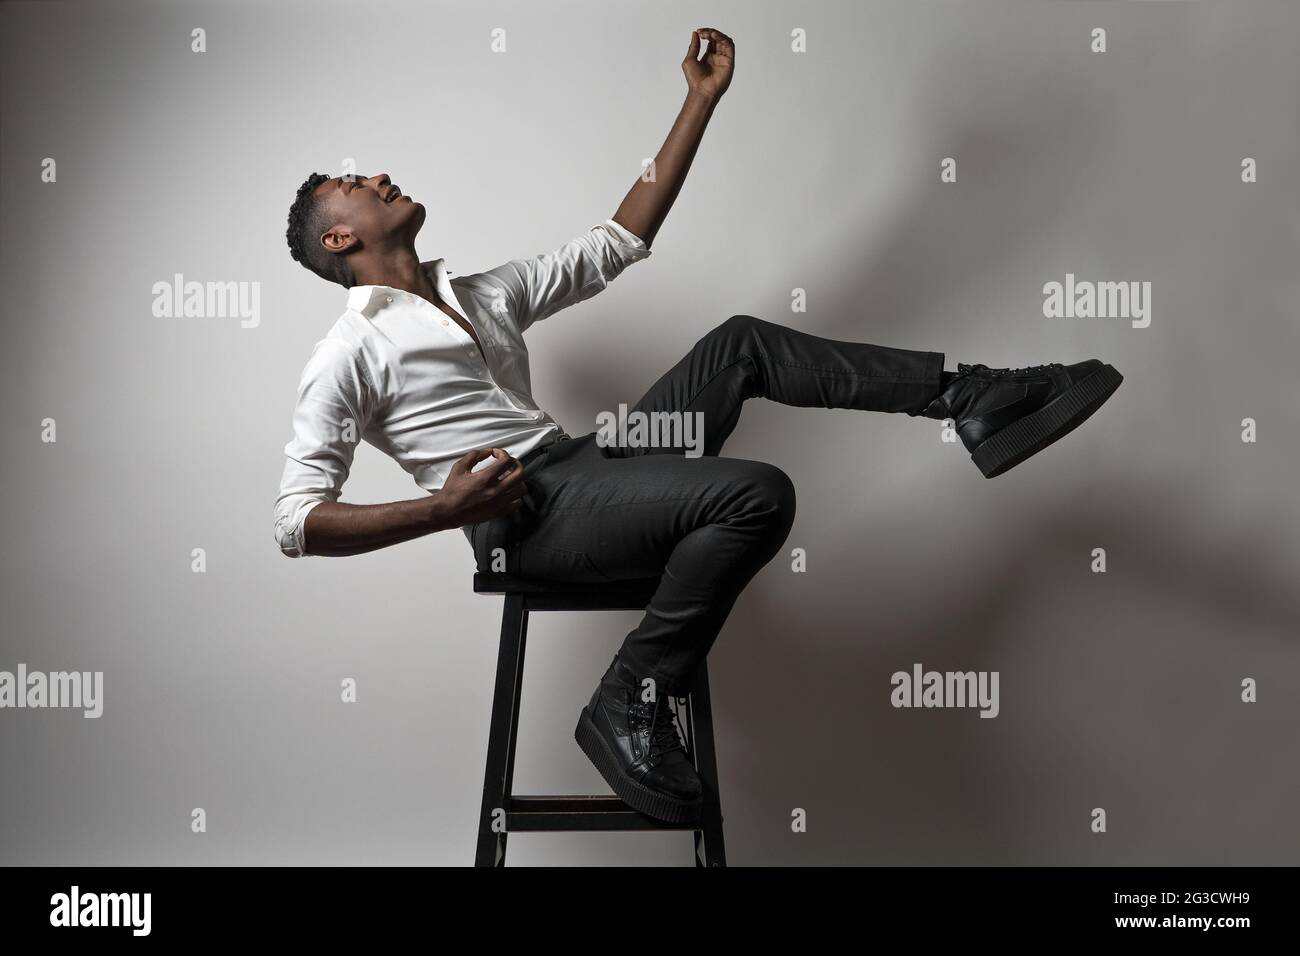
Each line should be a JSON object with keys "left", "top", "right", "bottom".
{"left": 714, "top": 313, "right": 764, "bottom": 339}
{"left": 743, "top": 462, "right": 797, "bottom": 533}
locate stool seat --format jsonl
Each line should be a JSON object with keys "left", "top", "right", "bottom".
{"left": 473, "top": 572, "right": 726, "bottom": 866}
{"left": 473, "top": 572, "right": 661, "bottom": 609}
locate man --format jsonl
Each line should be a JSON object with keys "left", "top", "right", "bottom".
{"left": 277, "top": 27, "right": 1121, "bottom": 824}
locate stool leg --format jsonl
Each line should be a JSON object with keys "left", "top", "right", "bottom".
{"left": 475, "top": 593, "right": 529, "bottom": 867}
{"left": 687, "top": 661, "right": 727, "bottom": 867}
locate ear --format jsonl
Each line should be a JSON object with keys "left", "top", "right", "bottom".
{"left": 320, "top": 226, "right": 359, "bottom": 256}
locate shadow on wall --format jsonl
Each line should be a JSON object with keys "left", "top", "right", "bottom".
{"left": 715, "top": 48, "right": 1294, "bottom": 862}
{"left": 816, "top": 61, "right": 1111, "bottom": 348}
{"left": 703, "top": 42, "right": 1300, "bottom": 866}
{"left": 713, "top": 477, "right": 1300, "bottom": 865}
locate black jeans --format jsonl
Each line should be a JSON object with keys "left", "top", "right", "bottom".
{"left": 466, "top": 315, "right": 944, "bottom": 696}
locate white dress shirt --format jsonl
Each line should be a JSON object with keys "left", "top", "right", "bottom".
{"left": 274, "top": 218, "right": 651, "bottom": 557}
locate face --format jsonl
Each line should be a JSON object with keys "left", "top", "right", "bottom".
{"left": 314, "top": 173, "right": 425, "bottom": 257}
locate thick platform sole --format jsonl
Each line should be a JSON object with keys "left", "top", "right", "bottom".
{"left": 970, "top": 363, "right": 1123, "bottom": 478}
{"left": 575, "top": 708, "right": 702, "bottom": 824}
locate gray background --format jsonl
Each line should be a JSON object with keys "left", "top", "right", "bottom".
{"left": 2, "top": 0, "right": 1297, "bottom": 866}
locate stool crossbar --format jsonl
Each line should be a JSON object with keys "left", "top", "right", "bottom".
{"left": 473, "top": 572, "right": 726, "bottom": 867}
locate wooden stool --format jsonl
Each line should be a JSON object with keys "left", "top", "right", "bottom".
{"left": 473, "top": 572, "right": 726, "bottom": 866}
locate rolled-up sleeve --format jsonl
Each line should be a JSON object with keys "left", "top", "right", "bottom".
{"left": 274, "top": 340, "right": 374, "bottom": 557}
{"left": 479, "top": 219, "right": 652, "bottom": 332}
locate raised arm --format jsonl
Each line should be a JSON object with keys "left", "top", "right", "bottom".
{"left": 611, "top": 27, "right": 735, "bottom": 248}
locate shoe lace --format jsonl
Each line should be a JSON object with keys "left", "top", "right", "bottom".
{"left": 962, "top": 362, "right": 1053, "bottom": 379}
{"left": 629, "top": 696, "right": 686, "bottom": 758}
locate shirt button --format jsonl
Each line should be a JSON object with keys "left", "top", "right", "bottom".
{"left": 385, "top": 295, "right": 393, "bottom": 304}
{"left": 441, "top": 319, "right": 449, "bottom": 326}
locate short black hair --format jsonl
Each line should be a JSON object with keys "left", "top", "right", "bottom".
{"left": 286, "top": 172, "right": 353, "bottom": 288}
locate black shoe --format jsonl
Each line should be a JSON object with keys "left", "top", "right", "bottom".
{"left": 920, "top": 360, "right": 1122, "bottom": 478}
{"left": 575, "top": 656, "right": 703, "bottom": 823}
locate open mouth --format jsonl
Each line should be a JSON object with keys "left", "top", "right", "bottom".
{"left": 384, "top": 186, "right": 402, "bottom": 203}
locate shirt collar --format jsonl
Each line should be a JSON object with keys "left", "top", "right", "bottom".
{"left": 345, "top": 259, "right": 465, "bottom": 318}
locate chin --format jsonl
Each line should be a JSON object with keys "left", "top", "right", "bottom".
{"left": 407, "top": 201, "right": 427, "bottom": 233}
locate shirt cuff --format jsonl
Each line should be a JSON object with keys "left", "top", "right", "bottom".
{"left": 597, "top": 218, "right": 652, "bottom": 266}
{"left": 275, "top": 498, "right": 325, "bottom": 558}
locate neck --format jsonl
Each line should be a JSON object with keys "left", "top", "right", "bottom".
{"left": 348, "top": 245, "right": 438, "bottom": 304}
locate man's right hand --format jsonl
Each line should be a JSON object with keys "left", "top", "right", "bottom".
{"left": 434, "top": 448, "right": 528, "bottom": 527}
{"left": 293, "top": 447, "right": 527, "bottom": 558}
